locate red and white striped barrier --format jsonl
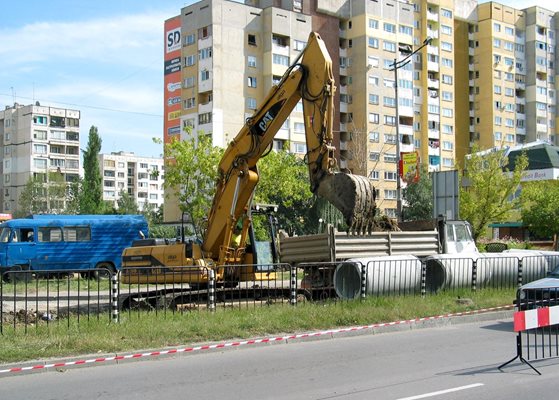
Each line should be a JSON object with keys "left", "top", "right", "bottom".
{"left": 514, "top": 305, "right": 559, "bottom": 332}
{"left": 0, "top": 305, "right": 512, "bottom": 375}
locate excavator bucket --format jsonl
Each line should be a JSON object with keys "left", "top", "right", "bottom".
{"left": 316, "top": 172, "right": 378, "bottom": 234}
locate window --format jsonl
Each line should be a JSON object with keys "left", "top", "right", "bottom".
{"left": 384, "top": 134, "right": 396, "bottom": 144}
{"left": 369, "top": 152, "right": 380, "bottom": 161}
{"left": 185, "top": 33, "right": 195, "bottom": 45}
{"left": 199, "top": 112, "right": 212, "bottom": 124}
{"left": 367, "top": 56, "right": 379, "bottom": 68}
{"left": 368, "top": 75, "right": 379, "bottom": 86}
{"left": 200, "top": 70, "right": 210, "bottom": 81}
{"left": 383, "top": 41, "right": 396, "bottom": 52}
{"left": 441, "top": 8, "right": 452, "bottom": 18}
{"left": 63, "top": 226, "right": 92, "bottom": 242}
{"left": 198, "top": 47, "right": 212, "bottom": 60}
{"left": 293, "top": 143, "right": 307, "bottom": 154}
{"left": 184, "top": 55, "right": 195, "bottom": 66}
{"left": 383, "top": 79, "right": 395, "bottom": 88}
{"left": 504, "top": 41, "right": 514, "bottom": 51}
{"left": 494, "top": 85, "right": 502, "bottom": 94}
{"left": 494, "top": 23, "right": 501, "bottom": 32}
{"left": 442, "top": 74, "right": 453, "bottom": 84}
{"left": 247, "top": 97, "right": 257, "bottom": 110}
{"left": 50, "top": 159, "right": 65, "bottom": 167}
{"left": 273, "top": 54, "right": 289, "bottom": 66}
{"left": 247, "top": 76, "right": 257, "bottom": 88}
{"left": 441, "top": 42, "right": 453, "bottom": 51}
{"left": 495, "top": 116, "right": 502, "bottom": 125}
{"left": 442, "top": 108, "right": 453, "bottom": 117}
{"left": 369, "top": 94, "right": 379, "bottom": 104}
{"left": 442, "top": 124, "right": 453, "bottom": 134}
{"left": 33, "top": 115, "right": 47, "bottom": 125}
{"left": 384, "top": 115, "right": 396, "bottom": 126}
{"left": 184, "top": 97, "right": 195, "bottom": 109}
{"left": 248, "top": 34, "right": 257, "bottom": 46}
{"left": 368, "top": 132, "right": 379, "bottom": 142}
{"left": 384, "top": 153, "right": 397, "bottom": 163}
{"left": 369, "top": 113, "right": 380, "bottom": 124}
{"left": 505, "top": 27, "right": 514, "bottom": 36}
{"left": 369, "top": 19, "right": 378, "bottom": 29}
{"left": 294, "top": 123, "right": 305, "bottom": 133}
{"left": 247, "top": 55, "right": 257, "bottom": 67}
{"left": 384, "top": 190, "right": 397, "bottom": 200}
{"left": 294, "top": 40, "right": 306, "bottom": 51}
{"left": 493, "top": 38, "right": 501, "bottom": 48}
{"left": 184, "top": 76, "right": 195, "bottom": 88}
{"left": 384, "top": 23, "right": 396, "bottom": 33}
{"left": 441, "top": 58, "right": 453, "bottom": 67}
{"left": 428, "top": 104, "right": 439, "bottom": 114}
{"left": 38, "top": 227, "right": 63, "bottom": 242}
{"left": 441, "top": 25, "right": 452, "bottom": 35}
{"left": 368, "top": 37, "right": 379, "bottom": 48}
{"left": 369, "top": 171, "right": 379, "bottom": 180}
{"left": 33, "top": 144, "right": 47, "bottom": 154}
{"left": 384, "top": 171, "right": 397, "bottom": 181}
{"left": 442, "top": 91, "right": 453, "bottom": 101}
{"left": 443, "top": 141, "right": 453, "bottom": 150}
{"left": 34, "top": 130, "right": 47, "bottom": 140}
{"left": 383, "top": 97, "right": 396, "bottom": 107}
{"left": 399, "top": 25, "right": 413, "bottom": 35}
{"left": 34, "top": 158, "right": 47, "bottom": 169}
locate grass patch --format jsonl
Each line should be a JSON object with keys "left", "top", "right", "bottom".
{"left": 0, "top": 288, "right": 515, "bottom": 364}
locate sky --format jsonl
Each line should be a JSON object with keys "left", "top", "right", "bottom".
{"left": 1, "top": 1, "right": 558, "bottom": 158}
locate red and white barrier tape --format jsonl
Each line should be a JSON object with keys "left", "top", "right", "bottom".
{"left": 514, "top": 304, "right": 559, "bottom": 332}
{"left": 0, "top": 305, "right": 513, "bottom": 375}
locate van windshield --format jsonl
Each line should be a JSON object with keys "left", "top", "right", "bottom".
{"left": 0, "top": 227, "right": 11, "bottom": 243}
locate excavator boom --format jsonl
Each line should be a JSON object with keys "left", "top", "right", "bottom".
{"left": 203, "top": 32, "right": 379, "bottom": 263}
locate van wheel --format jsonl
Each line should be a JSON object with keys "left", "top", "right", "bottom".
{"left": 5, "top": 265, "right": 32, "bottom": 283}
{"left": 91, "top": 263, "right": 116, "bottom": 280}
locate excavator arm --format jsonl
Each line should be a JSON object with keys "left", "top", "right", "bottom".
{"left": 203, "top": 32, "right": 377, "bottom": 263}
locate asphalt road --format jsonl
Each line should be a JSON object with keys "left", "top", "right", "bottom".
{"left": 1, "top": 317, "right": 558, "bottom": 400}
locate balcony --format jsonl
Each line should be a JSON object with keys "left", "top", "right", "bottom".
{"left": 427, "top": 10, "right": 439, "bottom": 21}
{"left": 339, "top": 102, "right": 348, "bottom": 113}
{"left": 428, "top": 79, "right": 439, "bottom": 89}
{"left": 427, "top": 45, "right": 439, "bottom": 55}
{"left": 428, "top": 61, "right": 439, "bottom": 72}
{"left": 339, "top": 47, "right": 347, "bottom": 58}
{"left": 199, "top": 100, "right": 213, "bottom": 114}
{"left": 427, "top": 29, "right": 439, "bottom": 39}
{"left": 428, "top": 129, "right": 440, "bottom": 139}
{"left": 339, "top": 84, "right": 348, "bottom": 95}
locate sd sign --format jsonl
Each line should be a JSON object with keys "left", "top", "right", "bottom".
{"left": 166, "top": 28, "right": 181, "bottom": 53}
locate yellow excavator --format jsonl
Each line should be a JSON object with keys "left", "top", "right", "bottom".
{"left": 121, "top": 32, "right": 377, "bottom": 285}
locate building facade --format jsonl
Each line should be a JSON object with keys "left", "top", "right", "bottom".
{"left": 98, "top": 151, "right": 164, "bottom": 211}
{"left": 163, "top": 0, "right": 559, "bottom": 221}
{"left": 0, "top": 102, "right": 80, "bottom": 215}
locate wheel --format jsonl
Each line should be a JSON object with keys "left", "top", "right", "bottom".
{"left": 91, "top": 262, "right": 116, "bottom": 280}
{"left": 4, "top": 265, "right": 33, "bottom": 283}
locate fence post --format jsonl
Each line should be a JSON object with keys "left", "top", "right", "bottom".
{"left": 517, "top": 258, "right": 523, "bottom": 288}
{"left": 420, "top": 259, "right": 426, "bottom": 297}
{"left": 111, "top": 273, "right": 119, "bottom": 323}
{"left": 208, "top": 269, "right": 216, "bottom": 312}
{"left": 471, "top": 259, "right": 478, "bottom": 292}
{"left": 361, "top": 263, "right": 367, "bottom": 300}
{"left": 290, "top": 265, "right": 297, "bottom": 306}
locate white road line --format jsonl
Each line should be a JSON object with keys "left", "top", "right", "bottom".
{"left": 395, "top": 383, "right": 485, "bottom": 400}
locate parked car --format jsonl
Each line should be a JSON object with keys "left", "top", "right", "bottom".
{"left": 517, "top": 263, "right": 559, "bottom": 311}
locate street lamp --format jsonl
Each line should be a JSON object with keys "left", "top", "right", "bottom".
{"left": 389, "top": 36, "right": 433, "bottom": 222}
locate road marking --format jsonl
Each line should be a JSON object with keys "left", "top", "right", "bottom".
{"left": 395, "top": 383, "right": 484, "bottom": 400}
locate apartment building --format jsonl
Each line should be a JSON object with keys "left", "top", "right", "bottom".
{"left": 98, "top": 151, "right": 164, "bottom": 211}
{"left": 164, "top": 0, "right": 314, "bottom": 221}
{"left": 0, "top": 102, "right": 80, "bottom": 215}
{"left": 163, "top": 0, "right": 559, "bottom": 220}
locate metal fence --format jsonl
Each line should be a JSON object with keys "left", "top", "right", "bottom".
{"left": 1, "top": 253, "right": 558, "bottom": 333}
{"left": 499, "top": 286, "right": 559, "bottom": 375}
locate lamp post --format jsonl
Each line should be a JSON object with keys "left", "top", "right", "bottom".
{"left": 389, "top": 36, "right": 432, "bottom": 222}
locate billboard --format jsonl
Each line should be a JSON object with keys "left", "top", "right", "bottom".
{"left": 400, "top": 151, "right": 419, "bottom": 183}
{"left": 164, "top": 17, "right": 182, "bottom": 144}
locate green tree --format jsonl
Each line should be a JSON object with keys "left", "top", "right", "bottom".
{"left": 520, "top": 180, "right": 559, "bottom": 249}
{"left": 116, "top": 190, "right": 140, "bottom": 215}
{"left": 17, "top": 172, "right": 67, "bottom": 216}
{"left": 402, "top": 164, "right": 432, "bottom": 221}
{"left": 80, "top": 126, "right": 103, "bottom": 214}
{"left": 65, "top": 179, "right": 82, "bottom": 214}
{"left": 460, "top": 147, "right": 528, "bottom": 241}
{"left": 255, "top": 149, "right": 315, "bottom": 235}
{"left": 163, "top": 133, "right": 223, "bottom": 235}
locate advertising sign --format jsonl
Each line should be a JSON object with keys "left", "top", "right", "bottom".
{"left": 400, "top": 151, "right": 420, "bottom": 183}
{"left": 164, "top": 17, "right": 182, "bottom": 143}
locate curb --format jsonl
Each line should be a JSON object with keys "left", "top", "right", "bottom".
{"left": 0, "top": 305, "right": 514, "bottom": 376}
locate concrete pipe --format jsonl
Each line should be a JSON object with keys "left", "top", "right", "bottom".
{"left": 424, "top": 253, "right": 487, "bottom": 292}
{"left": 334, "top": 255, "right": 422, "bottom": 300}
{"left": 487, "top": 250, "right": 559, "bottom": 285}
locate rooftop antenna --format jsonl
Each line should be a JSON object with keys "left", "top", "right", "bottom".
{"left": 10, "top": 87, "right": 16, "bottom": 104}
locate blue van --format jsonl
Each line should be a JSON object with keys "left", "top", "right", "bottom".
{"left": 0, "top": 215, "right": 148, "bottom": 280}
